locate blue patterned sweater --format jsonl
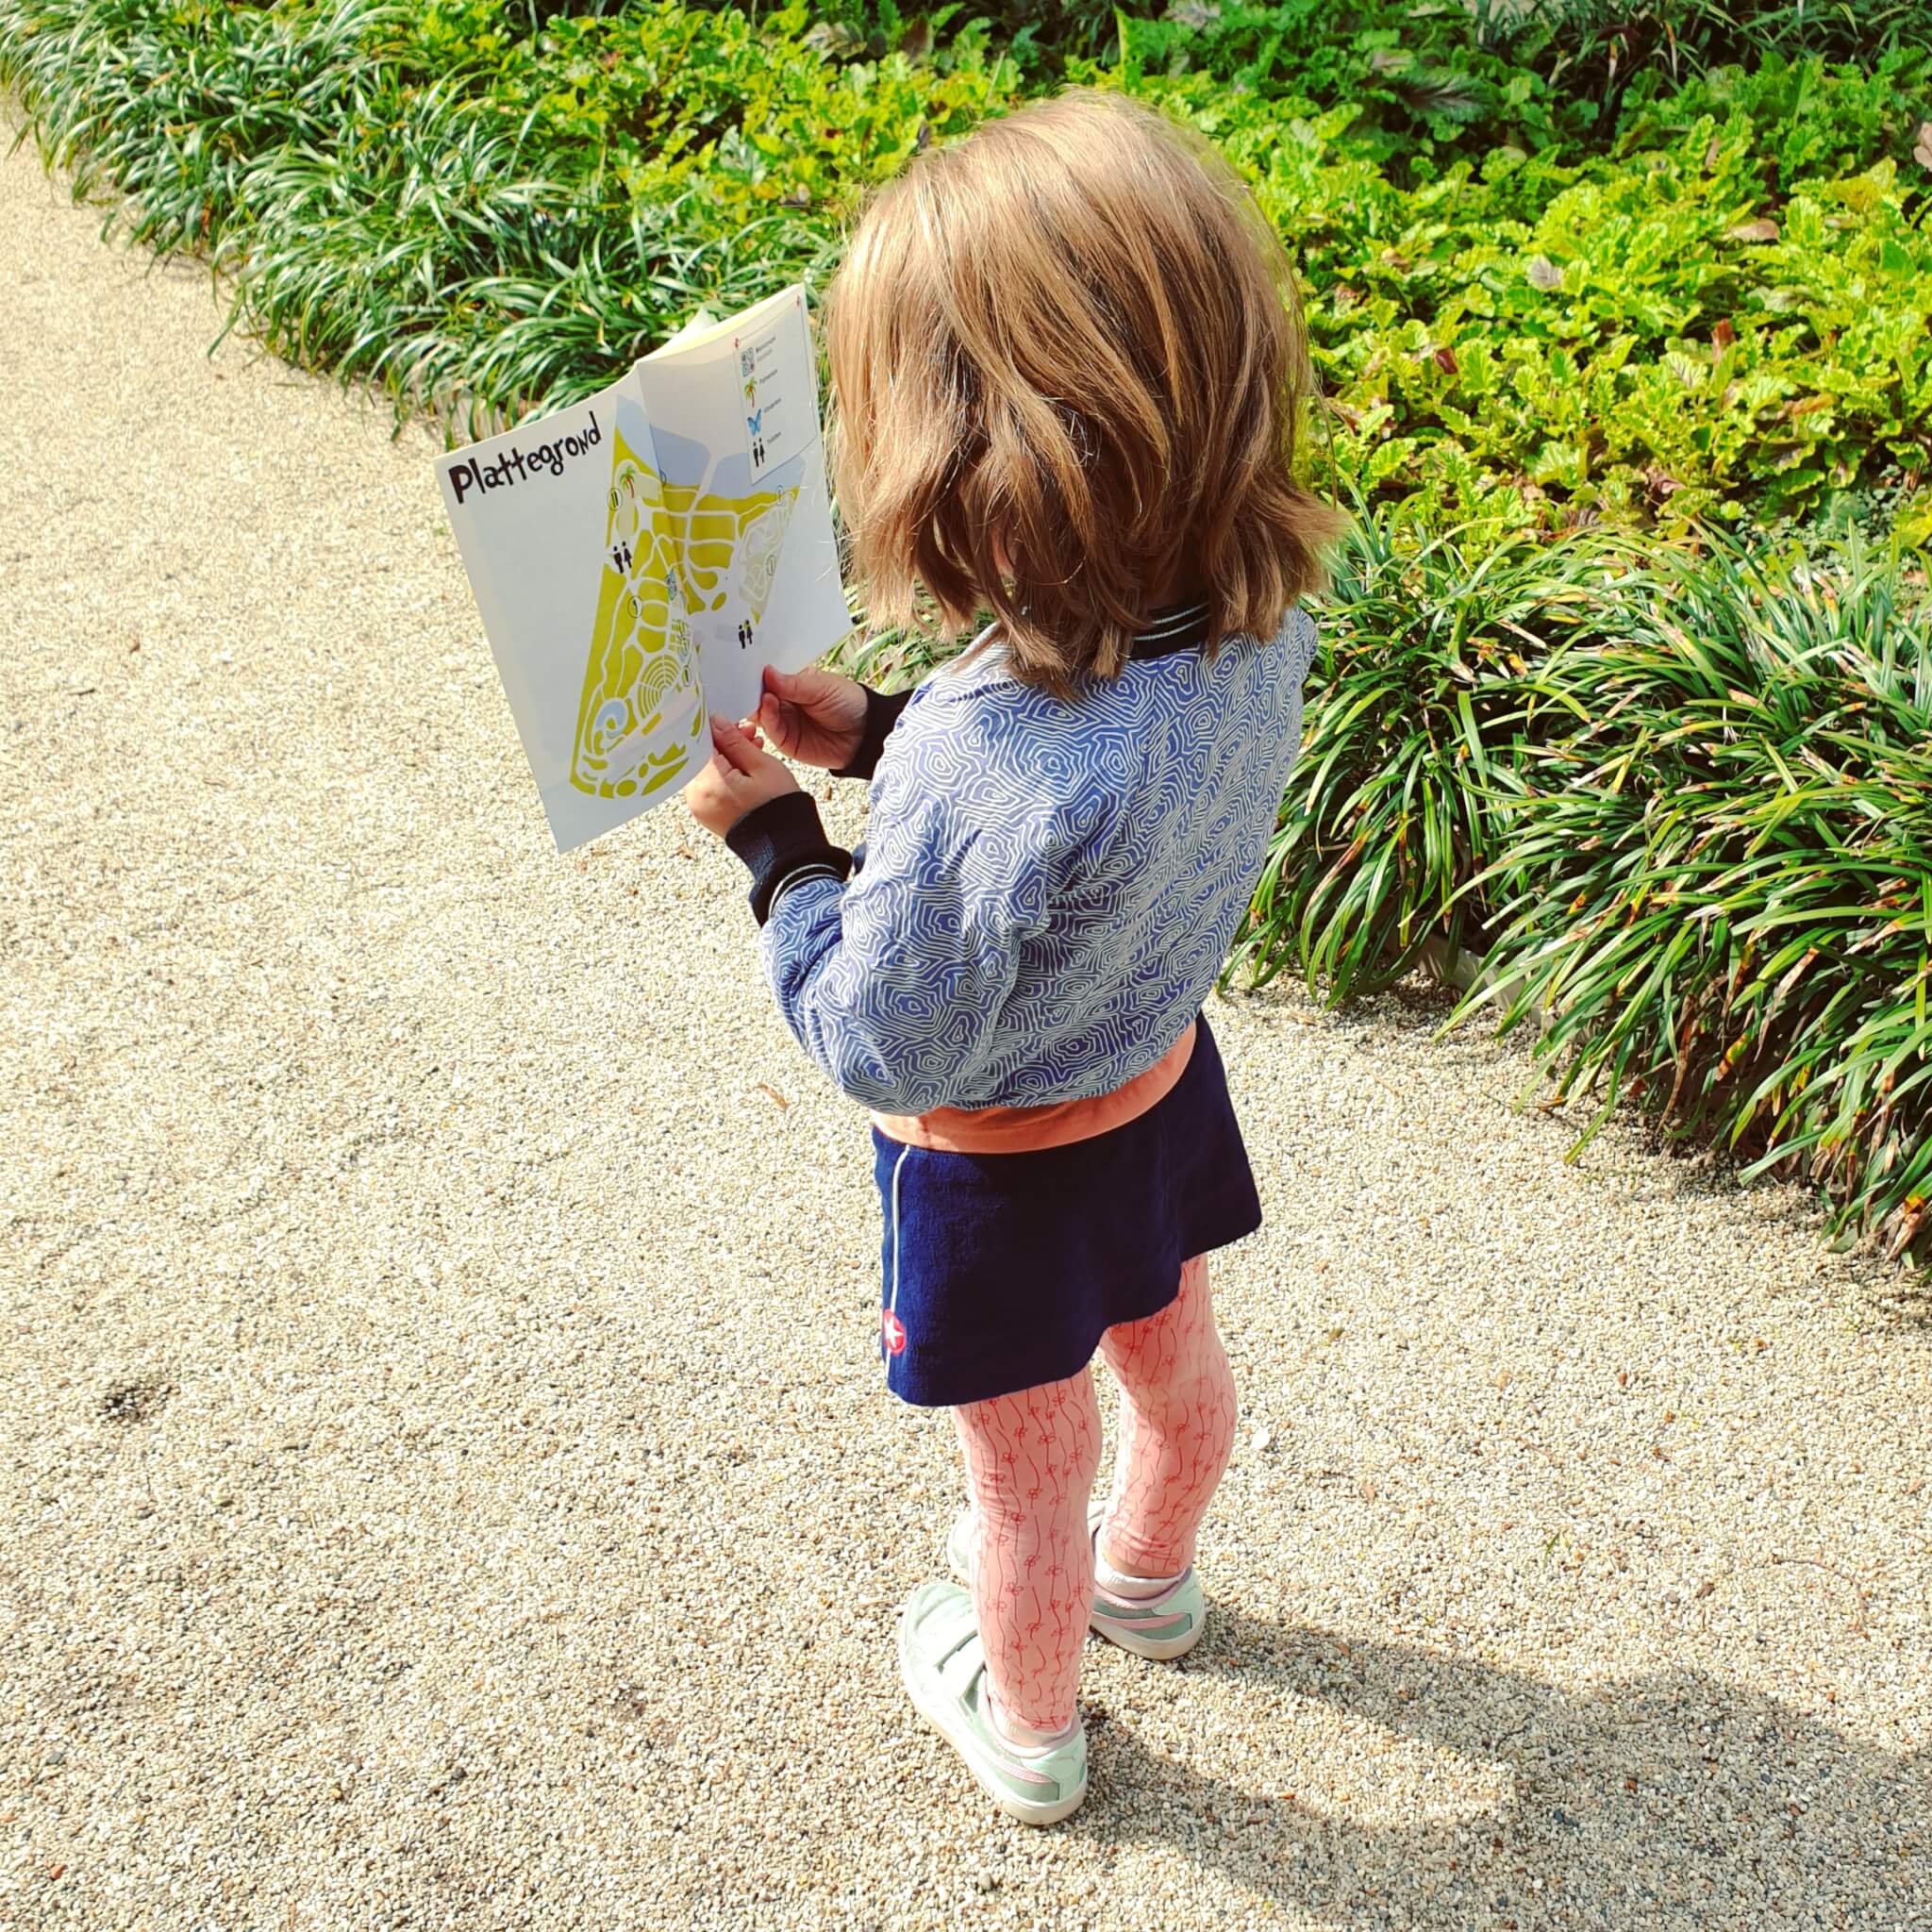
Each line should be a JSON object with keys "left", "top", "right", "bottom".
{"left": 725, "top": 607, "right": 1318, "bottom": 1114}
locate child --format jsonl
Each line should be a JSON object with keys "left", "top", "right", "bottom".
{"left": 684, "top": 88, "right": 1340, "bottom": 1826}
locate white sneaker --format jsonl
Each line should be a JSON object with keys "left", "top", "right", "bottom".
{"left": 898, "top": 1581, "right": 1089, "bottom": 1826}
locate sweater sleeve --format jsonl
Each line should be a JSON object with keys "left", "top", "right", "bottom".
{"left": 830, "top": 685, "right": 915, "bottom": 782}
{"left": 723, "top": 791, "right": 853, "bottom": 925}
{"left": 751, "top": 779, "right": 1056, "bottom": 1114}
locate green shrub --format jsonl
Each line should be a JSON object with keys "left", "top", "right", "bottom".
{"left": 0, "top": 0, "right": 1027, "bottom": 432}
{"left": 1476, "top": 535, "right": 1932, "bottom": 1261}
{"left": 1108, "top": 0, "right": 1931, "bottom": 172}
{"left": 1112, "top": 63, "right": 1932, "bottom": 541}
{"left": 1474, "top": 0, "right": 1929, "bottom": 98}
{"left": 1233, "top": 514, "right": 1604, "bottom": 998}
{"left": 1235, "top": 516, "right": 1932, "bottom": 1260}
{"left": 4, "top": 1, "right": 1926, "bottom": 536}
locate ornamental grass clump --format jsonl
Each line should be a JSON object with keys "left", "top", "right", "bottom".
{"left": 1229, "top": 512, "right": 1605, "bottom": 1000}
{"left": 1240, "top": 516, "right": 1932, "bottom": 1262}
{"left": 1465, "top": 536, "right": 1932, "bottom": 1261}
{"left": 0, "top": 0, "right": 421, "bottom": 258}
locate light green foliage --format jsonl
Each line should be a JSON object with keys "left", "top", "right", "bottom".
{"left": 0, "top": 0, "right": 1027, "bottom": 434}
{"left": 416, "top": 1, "right": 1027, "bottom": 212}
{"left": 1105, "top": 59, "right": 1932, "bottom": 540}
{"left": 1, "top": 2, "right": 1925, "bottom": 531}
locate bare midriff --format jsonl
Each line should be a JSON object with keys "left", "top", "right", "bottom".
{"left": 870, "top": 1020, "right": 1197, "bottom": 1155}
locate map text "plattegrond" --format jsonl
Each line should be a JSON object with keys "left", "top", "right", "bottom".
{"left": 448, "top": 409, "right": 604, "bottom": 505}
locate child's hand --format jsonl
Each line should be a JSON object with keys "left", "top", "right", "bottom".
{"left": 755, "top": 665, "right": 867, "bottom": 771}
{"left": 685, "top": 714, "right": 802, "bottom": 838}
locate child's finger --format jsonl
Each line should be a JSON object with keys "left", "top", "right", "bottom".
{"left": 759, "top": 673, "right": 805, "bottom": 737}
{"left": 769, "top": 664, "right": 841, "bottom": 709}
{"left": 708, "top": 713, "right": 770, "bottom": 775}
{"left": 756, "top": 694, "right": 793, "bottom": 748}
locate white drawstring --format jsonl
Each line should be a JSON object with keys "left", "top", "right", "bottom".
{"left": 887, "top": 1141, "right": 914, "bottom": 1336}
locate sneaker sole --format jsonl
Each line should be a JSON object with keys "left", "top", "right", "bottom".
{"left": 1092, "top": 1602, "right": 1203, "bottom": 1662}
{"left": 896, "top": 1613, "right": 1088, "bottom": 1828}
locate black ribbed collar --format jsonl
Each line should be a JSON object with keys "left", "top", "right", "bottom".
{"left": 1128, "top": 598, "right": 1211, "bottom": 659}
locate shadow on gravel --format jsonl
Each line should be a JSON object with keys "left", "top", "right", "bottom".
{"left": 1871, "top": 1282, "right": 1932, "bottom": 1332}
{"left": 1079, "top": 1608, "right": 1928, "bottom": 1926}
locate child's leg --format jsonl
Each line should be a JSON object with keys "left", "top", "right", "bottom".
{"left": 952, "top": 1370, "right": 1104, "bottom": 1742}
{"left": 1096, "top": 1256, "right": 1237, "bottom": 1577}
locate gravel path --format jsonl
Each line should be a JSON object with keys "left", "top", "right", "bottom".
{"left": 3, "top": 138, "right": 1929, "bottom": 1932}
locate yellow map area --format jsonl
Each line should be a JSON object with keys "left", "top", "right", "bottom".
{"left": 571, "top": 445, "right": 803, "bottom": 804}
{"left": 661, "top": 481, "right": 799, "bottom": 622}
{"left": 570, "top": 431, "right": 704, "bottom": 801}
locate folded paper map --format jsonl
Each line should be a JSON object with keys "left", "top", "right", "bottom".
{"left": 434, "top": 286, "right": 853, "bottom": 852}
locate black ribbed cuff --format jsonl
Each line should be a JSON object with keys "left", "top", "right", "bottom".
{"left": 830, "top": 685, "right": 914, "bottom": 781}
{"left": 723, "top": 791, "right": 854, "bottom": 925}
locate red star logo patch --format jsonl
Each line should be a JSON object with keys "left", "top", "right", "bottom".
{"left": 881, "top": 1309, "right": 907, "bottom": 1357}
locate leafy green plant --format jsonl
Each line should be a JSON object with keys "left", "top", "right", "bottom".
{"left": 0, "top": 0, "right": 1027, "bottom": 434}
{"left": 4, "top": 1, "right": 1926, "bottom": 533}
{"left": 1118, "top": 64, "right": 1932, "bottom": 541}
{"left": 1231, "top": 512, "right": 1601, "bottom": 997}
{"left": 1111, "top": 0, "right": 1932, "bottom": 173}
{"left": 1235, "top": 512, "right": 1932, "bottom": 1261}
{"left": 1466, "top": 534, "right": 1932, "bottom": 1259}
{"left": 1473, "top": 0, "right": 1928, "bottom": 106}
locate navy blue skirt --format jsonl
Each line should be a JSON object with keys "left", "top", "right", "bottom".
{"left": 871, "top": 1012, "right": 1261, "bottom": 1407}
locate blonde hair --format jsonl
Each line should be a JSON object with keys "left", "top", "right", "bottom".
{"left": 825, "top": 87, "right": 1342, "bottom": 697}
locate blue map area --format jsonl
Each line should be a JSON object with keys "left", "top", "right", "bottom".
{"left": 649, "top": 423, "right": 805, "bottom": 499}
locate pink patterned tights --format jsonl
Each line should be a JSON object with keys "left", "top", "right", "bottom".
{"left": 950, "top": 1257, "right": 1237, "bottom": 1736}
